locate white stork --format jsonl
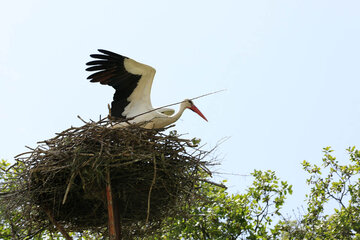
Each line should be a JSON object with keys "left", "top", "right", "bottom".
{"left": 86, "top": 49, "right": 208, "bottom": 129}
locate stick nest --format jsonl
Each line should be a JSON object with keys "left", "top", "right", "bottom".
{"left": 1, "top": 118, "right": 215, "bottom": 238}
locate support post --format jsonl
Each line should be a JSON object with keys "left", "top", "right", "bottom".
{"left": 106, "top": 168, "right": 121, "bottom": 240}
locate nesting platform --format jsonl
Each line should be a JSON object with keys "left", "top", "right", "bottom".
{"left": 1, "top": 118, "right": 214, "bottom": 238}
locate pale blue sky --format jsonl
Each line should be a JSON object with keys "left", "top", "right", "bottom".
{"left": 1, "top": 0, "right": 360, "bottom": 216}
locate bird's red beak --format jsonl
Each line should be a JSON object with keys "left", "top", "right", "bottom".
{"left": 189, "top": 105, "right": 208, "bottom": 122}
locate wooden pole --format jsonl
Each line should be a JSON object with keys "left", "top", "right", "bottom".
{"left": 106, "top": 168, "right": 121, "bottom": 240}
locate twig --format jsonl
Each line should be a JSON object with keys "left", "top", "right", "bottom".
{"left": 127, "top": 89, "right": 225, "bottom": 120}
{"left": 146, "top": 156, "right": 157, "bottom": 225}
{"left": 190, "top": 89, "right": 226, "bottom": 101}
{"left": 199, "top": 179, "right": 227, "bottom": 189}
{"left": 77, "top": 115, "right": 87, "bottom": 124}
{"left": 44, "top": 208, "right": 72, "bottom": 240}
{"left": 62, "top": 172, "right": 76, "bottom": 204}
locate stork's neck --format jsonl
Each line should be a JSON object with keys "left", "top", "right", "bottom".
{"left": 171, "top": 101, "right": 188, "bottom": 122}
{"left": 146, "top": 101, "right": 189, "bottom": 129}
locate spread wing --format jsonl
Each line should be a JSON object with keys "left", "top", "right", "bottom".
{"left": 86, "top": 49, "right": 156, "bottom": 119}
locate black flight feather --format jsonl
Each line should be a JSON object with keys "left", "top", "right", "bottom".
{"left": 86, "top": 49, "right": 142, "bottom": 119}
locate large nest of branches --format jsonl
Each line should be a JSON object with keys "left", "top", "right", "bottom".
{"left": 1, "top": 118, "right": 216, "bottom": 238}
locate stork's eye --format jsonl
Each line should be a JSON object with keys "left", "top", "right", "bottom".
{"left": 188, "top": 100, "right": 194, "bottom": 105}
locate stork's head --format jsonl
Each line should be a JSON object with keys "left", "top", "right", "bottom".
{"left": 183, "top": 99, "right": 208, "bottom": 122}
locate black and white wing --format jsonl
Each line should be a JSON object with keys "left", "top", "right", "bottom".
{"left": 86, "top": 49, "right": 156, "bottom": 119}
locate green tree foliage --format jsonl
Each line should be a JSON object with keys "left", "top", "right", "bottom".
{"left": 279, "top": 147, "right": 360, "bottom": 239}
{"left": 0, "top": 159, "right": 29, "bottom": 239}
{"left": 0, "top": 160, "right": 12, "bottom": 239}
{"left": 152, "top": 170, "right": 292, "bottom": 239}
{"left": 1, "top": 147, "right": 360, "bottom": 239}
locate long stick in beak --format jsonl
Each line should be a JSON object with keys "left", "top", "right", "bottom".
{"left": 189, "top": 105, "right": 208, "bottom": 122}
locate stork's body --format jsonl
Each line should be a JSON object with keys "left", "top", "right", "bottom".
{"left": 86, "top": 50, "right": 207, "bottom": 129}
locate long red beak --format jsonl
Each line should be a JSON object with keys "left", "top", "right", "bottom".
{"left": 189, "top": 105, "right": 208, "bottom": 122}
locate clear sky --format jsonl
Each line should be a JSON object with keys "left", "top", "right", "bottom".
{"left": 1, "top": 0, "right": 360, "bottom": 217}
